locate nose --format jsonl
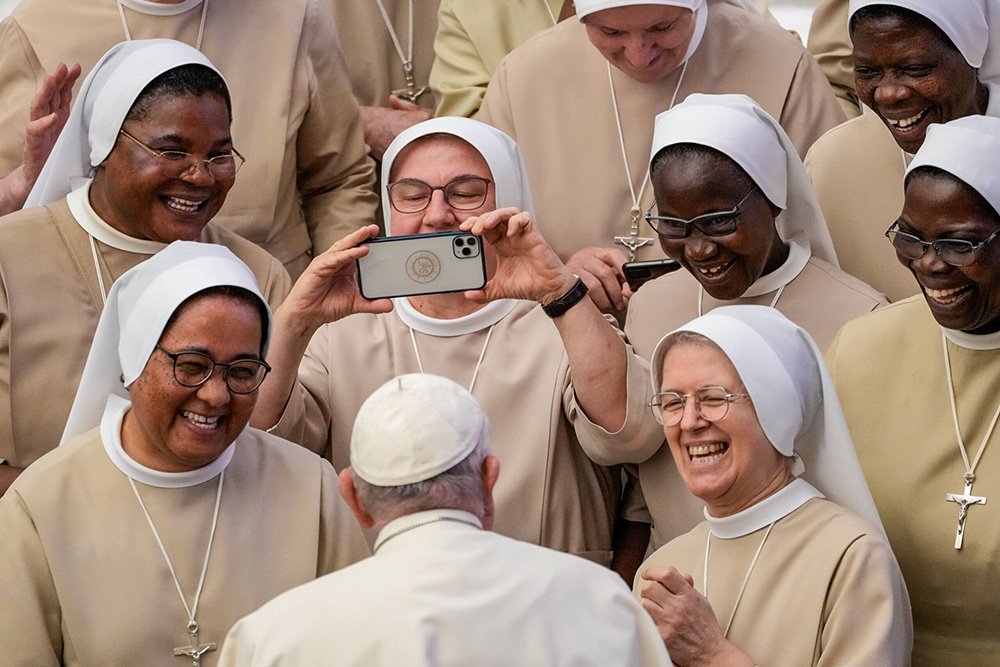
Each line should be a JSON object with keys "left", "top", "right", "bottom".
{"left": 195, "top": 369, "right": 231, "bottom": 406}
{"left": 179, "top": 158, "right": 216, "bottom": 186}
{"left": 873, "top": 74, "right": 911, "bottom": 109}
{"left": 906, "top": 242, "right": 951, "bottom": 276}
{"left": 683, "top": 231, "right": 719, "bottom": 262}
{"left": 678, "top": 396, "right": 709, "bottom": 432}
{"left": 421, "top": 189, "right": 460, "bottom": 229}
{"left": 624, "top": 36, "right": 659, "bottom": 68}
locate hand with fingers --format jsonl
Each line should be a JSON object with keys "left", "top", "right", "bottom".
{"left": 565, "top": 245, "right": 631, "bottom": 314}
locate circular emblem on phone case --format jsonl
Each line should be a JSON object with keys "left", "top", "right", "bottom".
{"left": 406, "top": 251, "right": 441, "bottom": 283}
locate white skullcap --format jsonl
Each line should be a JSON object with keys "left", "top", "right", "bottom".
{"left": 26, "top": 39, "right": 224, "bottom": 208}
{"left": 60, "top": 241, "right": 269, "bottom": 444}
{"left": 906, "top": 114, "right": 1000, "bottom": 216}
{"left": 648, "top": 93, "right": 838, "bottom": 267}
{"left": 649, "top": 305, "right": 883, "bottom": 531}
{"left": 848, "top": 0, "right": 988, "bottom": 68}
{"left": 350, "top": 374, "right": 490, "bottom": 486}
{"left": 576, "top": 0, "right": 701, "bottom": 17}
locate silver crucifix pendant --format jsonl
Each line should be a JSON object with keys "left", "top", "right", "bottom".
{"left": 174, "top": 621, "right": 217, "bottom": 667}
{"left": 945, "top": 477, "right": 987, "bottom": 549}
{"left": 614, "top": 207, "right": 654, "bottom": 261}
{"left": 392, "top": 61, "right": 429, "bottom": 104}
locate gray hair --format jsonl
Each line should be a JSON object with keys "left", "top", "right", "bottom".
{"left": 354, "top": 430, "right": 493, "bottom": 524}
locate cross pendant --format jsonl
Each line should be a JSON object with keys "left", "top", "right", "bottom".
{"left": 945, "top": 478, "right": 987, "bottom": 549}
{"left": 392, "top": 61, "right": 429, "bottom": 103}
{"left": 174, "top": 622, "right": 217, "bottom": 667}
{"left": 613, "top": 208, "right": 654, "bottom": 261}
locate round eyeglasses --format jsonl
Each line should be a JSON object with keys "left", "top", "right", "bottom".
{"left": 648, "top": 386, "right": 749, "bottom": 426}
{"left": 156, "top": 345, "right": 271, "bottom": 394}
{"left": 885, "top": 221, "right": 1000, "bottom": 267}
{"left": 387, "top": 176, "right": 492, "bottom": 214}
{"left": 119, "top": 130, "right": 246, "bottom": 180}
{"left": 645, "top": 185, "right": 759, "bottom": 240}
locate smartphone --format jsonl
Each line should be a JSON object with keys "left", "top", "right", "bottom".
{"left": 357, "top": 230, "right": 487, "bottom": 300}
{"left": 622, "top": 259, "right": 682, "bottom": 291}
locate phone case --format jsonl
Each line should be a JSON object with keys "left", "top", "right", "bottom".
{"left": 357, "top": 231, "right": 488, "bottom": 300}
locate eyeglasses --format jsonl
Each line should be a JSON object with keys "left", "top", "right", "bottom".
{"left": 648, "top": 385, "right": 749, "bottom": 426}
{"left": 119, "top": 130, "right": 245, "bottom": 180}
{"left": 645, "top": 185, "right": 759, "bottom": 239}
{"left": 386, "top": 176, "right": 492, "bottom": 214}
{"left": 155, "top": 345, "right": 270, "bottom": 394}
{"left": 885, "top": 221, "right": 1000, "bottom": 267}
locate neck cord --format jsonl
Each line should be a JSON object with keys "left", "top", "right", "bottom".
{"left": 607, "top": 59, "right": 688, "bottom": 232}
{"left": 89, "top": 235, "right": 109, "bottom": 304}
{"left": 409, "top": 323, "right": 495, "bottom": 394}
{"left": 942, "top": 334, "right": 1000, "bottom": 484}
{"left": 128, "top": 470, "right": 224, "bottom": 638}
{"left": 697, "top": 282, "right": 785, "bottom": 317}
{"left": 116, "top": 0, "right": 209, "bottom": 51}
{"left": 542, "top": 0, "right": 557, "bottom": 25}
{"left": 374, "top": 0, "right": 415, "bottom": 80}
{"left": 703, "top": 520, "right": 775, "bottom": 637}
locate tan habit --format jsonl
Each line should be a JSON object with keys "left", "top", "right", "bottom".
{"left": 325, "top": 0, "right": 439, "bottom": 110}
{"left": 0, "top": 0, "right": 377, "bottom": 274}
{"left": 828, "top": 297, "right": 1000, "bottom": 665}
{"left": 635, "top": 498, "right": 912, "bottom": 665}
{"left": 806, "top": 0, "right": 860, "bottom": 118}
{"left": 0, "top": 426, "right": 370, "bottom": 667}
{"left": 0, "top": 198, "right": 291, "bottom": 468}
{"left": 477, "top": 3, "right": 846, "bottom": 262}
{"left": 271, "top": 303, "right": 623, "bottom": 562}
{"left": 804, "top": 113, "right": 919, "bottom": 302}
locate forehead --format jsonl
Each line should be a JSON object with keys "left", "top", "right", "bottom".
{"left": 660, "top": 339, "right": 742, "bottom": 388}
{"left": 120, "top": 93, "right": 232, "bottom": 141}
{"left": 390, "top": 135, "right": 492, "bottom": 182}
{"left": 652, "top": 147, "right": 750, "bottom": 204}
{"left": 851, "top": 11, "right": 958, "bottom": 56}
{"left": 903, "top": 171, "right": 1000, "bottom": 230}
{"left": 585, "top": 4, "right": 692, "bottom": 29}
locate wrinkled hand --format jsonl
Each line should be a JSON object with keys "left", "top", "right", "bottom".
{"left": 279, "top": 225, "right": 393, "bottom": 333}
{"left": 565, "top": 246, "right": 630, "bottom": 314}
{"left": 22, "top": 62, "right": 81, "bottom": 183}
{"left": 460, "top": 207, "right": 576, "bottom": 304}
{"left": 360, "top": 96, "right": 434, "bottom": 158}
{"left": 638, "top": 566, "right": 749, "bottom": 667}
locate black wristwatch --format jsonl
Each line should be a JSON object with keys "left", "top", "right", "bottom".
{"left": 542, "top": 276, "right": 589, "bottom": 318}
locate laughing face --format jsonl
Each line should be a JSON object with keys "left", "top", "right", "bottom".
{"left": 659, "top": 340, "right": 791, "bottom": 517}
{"left": 583, "top": 4, "right": 696, "bottom": 84}
{"left": 852, "top": 13, "right": 987, "bottom": 155}
{"left": 899, "top": 171, "right": 1000, "bottom": 334}
{"left": 89, "top": 93, "right": 236, "bottom": 242}
{"left": 121, "top": 293, "right": 264, "bottom": 472}
{"left": 651, "top": 149, "right": 787, "bottom": 300}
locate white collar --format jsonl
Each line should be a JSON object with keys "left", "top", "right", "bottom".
{"left": 942, "top": 326, "right": 1000, "bottom": 350}
{"left": 705, "top": 478, "right": 822, "bottom": 539}
{"left": 394, "top": 297, "right": 519, "bottom": 337}
{"left": 742, "top": 240, "right": 810, "bottom": 298}
{"left": 100, "top": 394, "right": 235, "bottom": 488}
{"left": 67, "top": 180, "right": 166, "bottom": 255}
{"left": 373, "top": 508, "right": 483, "bottom": 552}
{"left": 119, "top": 0, "right": 205, "bottom": 16}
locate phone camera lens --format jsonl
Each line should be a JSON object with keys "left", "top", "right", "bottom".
{"left": 462, "top": 247, "right": 472, "bottom": 256}
{"left": 455, "top": 238, "right": 465, "bottom": 247}
{"left": 467, "top": 237, "right": 478, "bottom": 246}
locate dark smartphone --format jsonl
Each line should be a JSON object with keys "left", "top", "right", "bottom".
{"left": 622, "top": 259, "right": 681, "bottom": 291}
{"left": 357, "top": 230, "right": 487, "bottom": 300}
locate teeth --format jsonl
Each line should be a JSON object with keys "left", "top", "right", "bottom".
{"left": 165, "top": 196, "right": 203, "bottom": 213}
{"left": 699, "top": 265, "right": 726, "bottom": 277}
{"left": 688, "top": 443, "right": 726, "bottom": 457}
{"left": 925, "top": 286, "right": 966, "bottom": 300}
{"left": 181, "top": 410, "right": 221, "bottom": 429}
{"left": 887, "top": 108, "right": 929, "bottom": 129}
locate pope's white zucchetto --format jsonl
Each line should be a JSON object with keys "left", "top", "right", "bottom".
{"left": 906, "top": 114, "right": 1000, "bottom": 217}
{"left": 350, "top": 374, "right": 490, "bottom": 487}
{"left": 649, "top": 305, "right": 884, "bottom": 531}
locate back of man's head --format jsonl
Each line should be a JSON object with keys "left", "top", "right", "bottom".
{"left": 347, "top": 374, "right": 495, "bottom": 528}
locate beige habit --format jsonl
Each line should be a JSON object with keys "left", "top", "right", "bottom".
{"left": 0, "top": 0, "right": 377, "bottom": 275}
{"left": 0, "top": 188, "right": 291, "bottom": 468}
{"left": 806, "top": 0, "right": 860, "bottom": 118}
{"left": 477, "top": 3, "right": 846, "bottom": 262}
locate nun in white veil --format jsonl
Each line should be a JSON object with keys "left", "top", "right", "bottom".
{"left": 635, "top": 305, "right": 912, "bottom": 667}
{"left": 251, "top": 116, "right": 637, "bottom": 566}
{"left": 0, "top": 241, "right": 366, "bottom": 666}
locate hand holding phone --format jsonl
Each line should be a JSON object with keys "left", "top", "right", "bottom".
{"left": 622, "top": 259, "right": 681, "bottom": 292}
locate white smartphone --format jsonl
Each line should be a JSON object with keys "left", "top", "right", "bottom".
{"left": 357, "top": 231, "right": 488, "bottom": 300}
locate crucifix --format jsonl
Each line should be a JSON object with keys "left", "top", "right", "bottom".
{"left": 174, "top": 621, "right": 216, "bottom": 667}
{"left": 614, "top": 206, "right": 655, "bottom": 261}
{"left": 945, "top": 474, "right": 987, "bottom": 550}
{"left": 392, "top": 61, "right": 429, "bottom": 104}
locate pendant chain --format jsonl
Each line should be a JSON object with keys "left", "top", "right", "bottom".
{"left": 116, "top": 0, "right": 209, "bottom": 51}
{"left": 703, "top": 521, "right": 775, "bottom": 637}
{"left": 374, "top": 0, "right": 415, "bottom": 79}
{"left": 409, "top": 323, "right": 495, "bottom": 394}
{"left": 942, "top": 334, "right": 1000, "bottom": 484}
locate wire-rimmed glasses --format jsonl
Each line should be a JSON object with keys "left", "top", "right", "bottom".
{"left": 155, "top": 345, "right": 270, "bottom": 394}
{"left": 386, "top": 176, "right": 492, "bottom": 213}
{"left": 885, "top": 220, "right": 1000, "bottom": 267}
{"left": 645, "top": 185, "right": 759, "bottom": 239}
{"left": 648, "top": 385, "right": 750, "bottom": 426}
{"left": 119, "top": 130, "right": 245, "bottom": 180}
